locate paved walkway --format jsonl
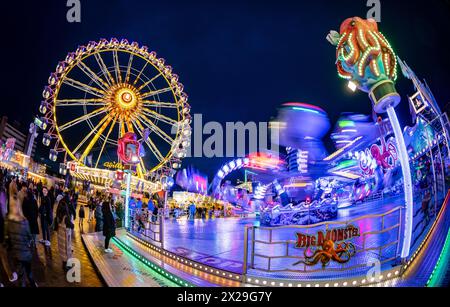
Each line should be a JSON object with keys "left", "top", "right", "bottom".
{"left": 2, "top": 211, "right": 104, "bottom": 287}
{"left": 82, "top": 230, "right": 177, "bottom": 287}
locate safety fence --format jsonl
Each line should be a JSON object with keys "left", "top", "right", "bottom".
{"left": 243, "top": 206, "right": 402, "bottom": 278}
{"left": 128, "top": 208, "right": 162, "bottom": 245}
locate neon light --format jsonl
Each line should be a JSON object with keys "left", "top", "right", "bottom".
{"left": 124, "top": 171, "right": 132, "bottom": 228}
{"left": 292, "top": 107, "right": 320, "bottom": 114}
{"left": 427, "top": 227, "right": 450, "bottom": 287}
{"left": 387, "top": 107, "right": 413, "bottom": 259}
{"left": 283, "top": 102, "right": 326, "bottom": 114}
{"left": 112, "top": 237, "right": 193, "bottom": 287}
{"left": 338, "top": 120, "right": 355, "bottom": 128}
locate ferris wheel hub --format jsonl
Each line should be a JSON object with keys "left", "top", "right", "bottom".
{"left": 114, "top": 85, "right": 139, "bottom": 111}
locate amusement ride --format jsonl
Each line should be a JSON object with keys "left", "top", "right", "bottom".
{"left": 35, "top": 18, "right": 450, "bottom": 288}
{"left": 36, "top": 38, "right": 191, "bottom": 192}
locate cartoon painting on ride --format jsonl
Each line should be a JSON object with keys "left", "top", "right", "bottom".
{"left": 293, "top": 225, "right": 359, "bottom": 268}
{"left": 358, "top": 137, "right": 398, "bottom": 177}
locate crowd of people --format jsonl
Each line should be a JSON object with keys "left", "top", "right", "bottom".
{"left": 0, "top": 168, "right": 118, "bottom": 287}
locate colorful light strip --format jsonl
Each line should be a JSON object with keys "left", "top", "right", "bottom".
{"left": 401, "top": 192, "right": 450, "bottom": 279}
{"left": 427, "top": 227, "right": 450, "bottom": 287}
{"left": 127, "top": 233, "right": 243, "bottom": 283}
{"left": 292, "top": 107, "right": 320, "bottom": 114}
{"left": 282, "top": 102, "right": 326, "bottom": 113}
{"left": 112, "top": 237, "right": 194, "bottom": 287}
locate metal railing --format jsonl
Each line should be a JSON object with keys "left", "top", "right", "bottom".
{"left": 243, "top": 206, "right": 402, "bottom": 276}
{"left": 128, "top": 208, "right": 162, "bottom": 245}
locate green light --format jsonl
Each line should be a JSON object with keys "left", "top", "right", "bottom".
{"left": 338, "top": 120, "right": 355, "bottom": 128}
{"left": 427, "top": 227, "right": 450, "bottom": 287}
{"left": 336, "top": 159, "right": 357, "bottom": 170}
{"left": 111, "top": 238, "right": 193, "bottom": 287}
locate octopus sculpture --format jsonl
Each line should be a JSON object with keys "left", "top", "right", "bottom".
{"left": 293, "top": 240, "right": 356, "bottom": 268}
{"left": 327, "top": 17, "right": 400, "bottom": 113}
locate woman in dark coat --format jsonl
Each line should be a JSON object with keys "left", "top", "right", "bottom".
{"left": 6, "top": 193, "right": 37, "bottom": 287}
{"left": 21, "top": 190, "right": 39, "bottom": 245}
{"left": 102, "top": 201, "right": 116, "bottom": 253}
{"left": 39, "top": 187, "right": 53, "bottom": 246}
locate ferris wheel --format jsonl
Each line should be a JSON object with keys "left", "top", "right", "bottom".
{"left": 37, "top": 38, "right": 191, "bottom": 178}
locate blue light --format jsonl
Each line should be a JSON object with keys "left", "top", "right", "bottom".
{"left": 292, "top": 107, "right": 320, "bottom": 114}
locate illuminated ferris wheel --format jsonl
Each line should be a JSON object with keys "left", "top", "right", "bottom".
{"left": 37, "top": 38, "right": 191, "bottom": 178}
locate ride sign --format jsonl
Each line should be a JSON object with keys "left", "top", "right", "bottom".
{"left": 295, "top": 225, "right": 360, "bottom": 248}
{"left": 293, "top": 225, "right": 360, "bottom": 268}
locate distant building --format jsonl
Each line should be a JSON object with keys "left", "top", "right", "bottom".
{"left": 0, "top": 116, "right": 37, "bottom": 158}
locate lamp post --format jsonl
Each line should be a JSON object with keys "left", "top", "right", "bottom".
{"left": 24, "top": 122, "right": 39, "bottom": 178}
{"left": 124, "top": 169, "right": 132, "bottom": 229}
{"left": 329, "top": 17, "right": 414, "bottom": 260}
{"left": 160, "top": 175, "right": 174, "bottom": 249}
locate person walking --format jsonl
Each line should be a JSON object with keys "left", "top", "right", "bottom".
{"left": 87, "top": 197, "right": 95, "bottom": 222}
{"left": 0, "top": 183, "right": 17, "bottom": 285}
{"left": 78, "top": 203, "right": 85, "bottom": 233}
{"left": 39, "top": 187, "right": 53, "bottom": 246}
{"left": 5, "top": 193, "right": 37, "bottom": 287}
{"left": 55, "top": 194, "right": 74, "bottom": 271}
{"left": 102, "top": 201, "right": 116, "bottom": 253}
{"left": 22, "top": 189, "right": 40, "bottom": 246}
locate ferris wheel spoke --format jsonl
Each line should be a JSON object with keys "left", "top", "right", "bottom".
{"left": 134, "top": 120, "right": 165, "bottom": 162}
{"left": 137, "top": 72, "right": 163, "bottom": 92}
{"left": 55, "top": 98, "right": 107, "bottom": 106}
{"left": 77, "top": 60, "right": 110, "bottom": 91}
{"left": 138, "top": 114, "right": 174, "bottom": 145}
{"left": 72, "top": 114, "right": 111, "bottom": 156}
{"left": 133, "top": 62, "right": 149, "bottom": 86}
{"left": 142, "top": 107, "right": 178, "bottom": 126}
{"left": 79, "top": 115, "right": 115, "bottom": 162}
{"left": 142, "top": 100, "right": 178, "bottom": 109}
{"left": 125, "top": 53, "right": 134, "bottom": 84}
{"left": 113, "top": 50, "right": 122, "bottom": 83}
{"left": 94, "top": 52, "right": 115, "bottom": 86}
{"left": 118, "top": 119, "right": 126, "bottom": 138}
{"left": 63, "top": 77, "right": 106, "bottom": 98}
{"left": 59, "top": 107, "right": 108, "bottom": 132}
{"left": 140, "top": 86, "right": 172, "bottom": 99}
{"left": 94, "top": 115, "right": 118, "bottom": 168}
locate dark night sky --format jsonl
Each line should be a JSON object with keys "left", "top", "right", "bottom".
{"left": 1, "top": 0, "right": 450, "bottom": 178}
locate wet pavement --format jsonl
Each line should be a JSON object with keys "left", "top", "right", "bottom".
{"left": 2, "top": 213, "right": 104, "bottom": 287}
